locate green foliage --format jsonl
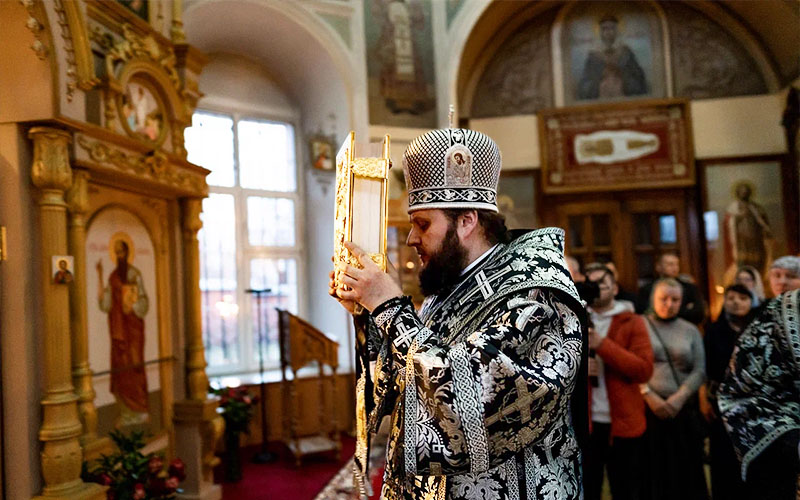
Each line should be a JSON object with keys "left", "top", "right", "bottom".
{"left": 82, "top": 430, "right": 186, "bottom": 500}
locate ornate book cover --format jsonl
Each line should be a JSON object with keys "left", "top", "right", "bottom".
{"left": 332, "top": 132, "right": 392, "bottom": 289}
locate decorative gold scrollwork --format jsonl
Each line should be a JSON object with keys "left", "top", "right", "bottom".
{"left": 76, "top": 136, "right": 207, "bottom": 196}
{"left": 104, "top": 24, "right": 181, "bottom": 91}
{"left": 19, "top": 0, "right": 49, "bottom": 60}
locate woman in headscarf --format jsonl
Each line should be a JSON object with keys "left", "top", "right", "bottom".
{"left": 700, "top": 284, "right": 753, "bottom": 500}
{"left": 734, "top": 265, "right": 765, "bottom": 308}
{"left": 766, "top": 255, "right": 800, "bottom": 297}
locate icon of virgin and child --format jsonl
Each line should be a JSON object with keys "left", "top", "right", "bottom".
{"left": 96, "top": 232, "right": 150, "bottom": 426}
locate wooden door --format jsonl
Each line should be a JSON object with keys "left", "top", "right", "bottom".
{"left": 623, "top": 197, "right": 693, "bottom": 289}
{"left": 542, "top": 189, "right": 701, "bottom": 295}
{"left": 556, "top": 200, "right": 625, "bottom": 279}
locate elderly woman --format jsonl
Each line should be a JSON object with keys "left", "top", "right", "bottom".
{"left": 734, "top": 265, "right": 765, "bottom": 307}
{"left": 640, "top": 278, "right": 708, "bottom": 500}
{"left": 700, "top": 284, "right": 753, "bottom": 500}
{"left": 766, "top": 255, "right": 800, "bottom": 297}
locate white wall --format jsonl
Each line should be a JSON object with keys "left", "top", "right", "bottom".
{"left": 199, "top": 53, "right": 296, "bottom": 119}
{"left": 691, "top": 93, "right": 787, "bottom": 159}
{"left": 470, "top": 93, "right": 788, "bottom": 170}
{"left": 470, "top": 115, "right": 540, "bottom": 170}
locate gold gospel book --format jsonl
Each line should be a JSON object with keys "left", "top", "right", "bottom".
{"left": 332, "top": 132, "right": 392, "bottom": 290}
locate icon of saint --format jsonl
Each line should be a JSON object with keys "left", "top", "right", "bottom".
{"left": 577, "top": 14, "right": 648, "bottom": 100}
{"left": 96, "top": 236, "right": 150, "bottom": 426}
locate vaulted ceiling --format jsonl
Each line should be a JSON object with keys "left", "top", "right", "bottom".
{"left": 183, "top": 0, "right": 358, "bottom": 137}
{"left": 457, "top": 0, "right": 800, "bottom": 105}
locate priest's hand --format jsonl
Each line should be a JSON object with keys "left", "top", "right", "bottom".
{"left": 328, "top": 270, "right": 358, "bottom": 315}
{"left": 336, "top": 242, "right": 403, "bottom": 313}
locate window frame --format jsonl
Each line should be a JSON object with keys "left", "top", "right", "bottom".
{"left": 191, "top": 105, "right": 307, "bottom": 376}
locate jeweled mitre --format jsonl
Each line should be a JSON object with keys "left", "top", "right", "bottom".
{"left": 402, "top": 128, "right": 502, "bottom": 213}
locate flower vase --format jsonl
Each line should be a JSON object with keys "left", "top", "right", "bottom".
{"left": 224, "top": 428, "right": 243, "bottom": 482}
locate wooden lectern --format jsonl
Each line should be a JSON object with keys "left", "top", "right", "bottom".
{"left": 276, "top": 309, "right": 341, "bottom": 466}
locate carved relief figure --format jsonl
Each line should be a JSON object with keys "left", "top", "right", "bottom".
{"left": 96, "top": 233, "right": 150, "bottom": 425}
{"left": 724, "top": 181, "right": 772, "bottom": 276}
{"left": 578, "top": 14, "right": 647, "bottom": 100}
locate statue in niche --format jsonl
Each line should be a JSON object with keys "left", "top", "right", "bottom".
{"left": 577, "top": 14, "right": 648, "bottom": 100}
{"left": 724, "top": 180, "right": 773, "bottom": 276}
{"left": 96, "top": 232, "right": 150, "bottom": 427}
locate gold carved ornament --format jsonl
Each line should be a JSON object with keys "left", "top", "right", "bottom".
{"left": 76, "top": 136, "right": 206, "bottom": 195}
{"left": 53, "top": 0, "right": 98, "bottom": 101}
{"left": 104, "top": 24, "right": 180, "bottom": 91}
{"left": 19, "top": 0, "right": 49, "bottom": 60}
{"left": 90, "top": 21, "right": 189, "bottom": 144}
{"left": 332, "top": 132, "right": 391, "bottom": 290}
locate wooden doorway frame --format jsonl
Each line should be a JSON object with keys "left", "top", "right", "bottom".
{"left": 538, "top": 187, "right": 703, "bottom": 295}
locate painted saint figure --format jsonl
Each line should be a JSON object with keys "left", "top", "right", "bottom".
{"left": 54, "top": 259, "right": 73, "bottom": 284}
{"left": 96, "top": 237, "right": 150, "bottom": 425}
{"left": 724, "top": 181, "right": 772, "bottom": 276}
{"left": 446, "top": 149, "right": 471, "bottom": 185}
{"left": 578, "top": 14, "right": 648, "bottom": 100}
{"left": 376, "top": 0, "right": 434, "bottom": 114}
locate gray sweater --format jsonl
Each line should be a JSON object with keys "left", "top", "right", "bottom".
{"left": 645, "top": 316, "right": 705, "bottom": 398}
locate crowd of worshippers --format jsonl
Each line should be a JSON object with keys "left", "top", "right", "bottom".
{"left": 566, "top": 252, "right": 800, "bottom": 500}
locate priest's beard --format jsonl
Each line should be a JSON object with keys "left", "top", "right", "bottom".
{"left": 418, "top": 223, "right": 469, "bottom": 297}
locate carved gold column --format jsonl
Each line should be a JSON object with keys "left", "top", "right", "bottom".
{"left": 64, "top": 169, "right": 99, "bottom": 450}
{"left": 29, "top": 127, "right": 104, "bottom": 500}
{"left": 182, "top": 197, "right": 209, "bottom": 400}
{"left": 171, "top": 0, "right": 186, "bottom": 43}
{"left": 174, "top": 197, "right": 221, "bottom": 500}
